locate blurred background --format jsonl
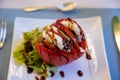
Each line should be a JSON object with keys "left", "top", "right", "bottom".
{"left": 0, "top": 0, "right": 120, "bottom": 8}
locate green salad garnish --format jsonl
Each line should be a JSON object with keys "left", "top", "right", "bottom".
{"left": 13, "top": 28, "right": 57, "bottom": 77}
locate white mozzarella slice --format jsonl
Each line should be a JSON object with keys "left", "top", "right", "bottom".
{"left": 61, "top": 20, "right": 81, "bottom": 36}
{"left": 42, "top": 31, "right": 52, "bottom": 42}
{"left": 51, "top": 26, "right": 58, "bottom": 32}
{"left": 73, "top": 23, "right": 80, "bottom": 36}
{"left": 61, "top": 20, "right": 69, "bottom": 26}
{"left": 54, "top": 34, "right": 64, "bottom": 49}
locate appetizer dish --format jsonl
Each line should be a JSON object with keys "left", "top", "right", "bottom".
{"left": 36, "top": 18, "right": 91, "bottom": 66}
{"left": 13, "top": 18, "right": 91, "bottom": 79}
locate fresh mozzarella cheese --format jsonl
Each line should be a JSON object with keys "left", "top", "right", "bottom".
{"left": 51, "top": 26, "right": 58, "bottom": 32}
{"left": 42, "top": 26, "right": 64, "bottom": 49}
{"left": 61, "top": 20, "right": 80, "bottom": 36}
{"left": 54, "top": 34, "right": 64, "bottom": 49}
{"left": 73, "top": 23, "right": 80, "bottom": 36}
{"left": 61, "top": 21, "right": 70, "bottom": 27}
{"left": 42, "top": 30, "right": 52, "bottom": 43}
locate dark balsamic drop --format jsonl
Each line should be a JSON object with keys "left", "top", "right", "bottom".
{"left": 50, "top": 71, "right": 55, "bottom": 77}
{"left": 86, "top": 51, "right": 92, "bottom": 60}
{"left": 35, "top": 76, "right": 40, "bottom": 80}
{"left": 77, "top": 70, "right": 83, "bottom": 77}
{"left": 27, "top": 67, "right": 33, "bottom": 73}
{"left": 40, "top": 76, "right": 46, "bottom": 80}
{"left": 59, "top": 71, "right": 65, "bottom": 78}
{"left": 24, "top": 41, "right": 33, "bottom": 53}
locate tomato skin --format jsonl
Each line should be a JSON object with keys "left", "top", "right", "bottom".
{"left": 41, "top": 38, "right": 59, "bottom": 52}
{"left": 35, "top": 42, "right": 84, "bottom": 66}
{"left": 35, "top": 43, "right": 50, "bottom": 64}
{"left": 35, "top": 18, "right": 87, "bottom": 66}
{"left": 80, "top": 40, "right": 87, "bottom": 50}
{"left": 35, "top": 43, "right": 68, "bottom": 66}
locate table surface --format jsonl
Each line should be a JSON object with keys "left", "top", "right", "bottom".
{"left": 0, "top": 0, "right": 120, "bottom": 8}
{"left": 0, "top": 8, "right": 120, "bottom": 80}
{"left": 0, "top": 1, "right": 120, "bottom": 80}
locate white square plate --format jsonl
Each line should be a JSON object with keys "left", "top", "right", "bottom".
{"left": 7, "top": 16, "right": 111, "bottom": 80}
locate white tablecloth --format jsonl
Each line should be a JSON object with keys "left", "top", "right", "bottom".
{"left": 0, "top": 0, "right": 120, "bottom": 8}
